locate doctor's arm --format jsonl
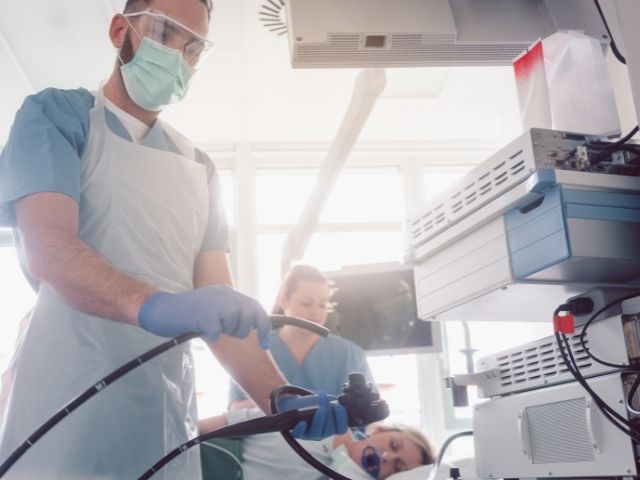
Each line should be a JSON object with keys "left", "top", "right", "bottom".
{"left": 193, "top": 250, "right": 289, "bottom": 415}
{"left": 16, "top": 192, "right": 157, "bottom": 325}
{"left": 194, "top": 252, "right": 348, "bottom": 440}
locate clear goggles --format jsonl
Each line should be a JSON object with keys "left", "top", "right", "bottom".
{"left": 123, "top": 9, "right": 213, "bottom": 67}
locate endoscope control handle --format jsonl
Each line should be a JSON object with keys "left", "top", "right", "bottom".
{"left": 289, "top": 397, "right": 390, "bottom": 429}
{"left": 339, "top": 372, "right": 390, "bottom": 427}
{"left": 282, "top": 372, "right": 390, "bottom": 428}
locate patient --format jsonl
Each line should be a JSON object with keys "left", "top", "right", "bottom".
{"left": 199, "top": 409, "right": 436, "bottom": 480}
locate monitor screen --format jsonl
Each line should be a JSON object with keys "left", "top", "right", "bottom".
{"left": 324, "top": 263, "right": 442, "bottom": 355}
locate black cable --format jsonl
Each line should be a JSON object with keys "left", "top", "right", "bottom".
{"left": 0, "top": 315, "right": 328, "bottom": 479}
{"left": 141, "top": 372, "right": 389, "bottom": 479}
{"left": 587, "top": 128, "right": 640, "bottom": 150}
{"left": 556, "top": 332, "right": 640, "bottom": 442}
{"left": 578, "top": 292, "right": 640, "bottom": 370}
{"left": 554, "top": 299, "right": 640, "bottom": 439}
{"left": 587, "top": 143, "right": 640, "bottom": 157}
{"left": 0, "top": 332, "right": 199, "bottom": 478}
{"left": 426, "top": 431, "right": 474, "bottom": 480}
{"left": 594, "top": 0, "right": 626, "bottom": 64}
{"left": 627, "top": 374, "right": 640, "bottom": 416}
{"left": 270, "top": 385, "right": 352, "bottom": 480}
{"left": 270, "top": 314, "right": 330, "bottom": 337}
{"left": 560, "top": 333, "right": 632, "bottom": 427}
{"left": 137, "top": 406, "right": 308, "bottom": 479}
{"left": 591, "top": 126, "right": 640, "bottom": 163}
{"left": 553, "top": 304, "right": 571, "bottom": 316}
{"left": 615, "top": 146, "right": 640, "bottom": 157}
{"left": 136, "top": 318, "right": 335, "bottom": 480}
{"left": 140, "top": 381, "right": 371, "bottom": 479}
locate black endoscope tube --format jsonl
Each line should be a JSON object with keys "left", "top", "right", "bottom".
{"left": 0, "top": 333, "right": 198, "bottom": 478}
{"left": 138, "top": 401, "right": 308, "bottom": 479}
{"left": 138, "top": 384, "right": 350, "bottom": 480}
{"left": 270, "top": 385, "right": 352, "bottom": 480}
{"left": 269, "top": 314, "right": 329, "bottom": 337}
{"left": 138, "top": 317, "right": 334, "bottom": 479}
{"left": 0, "top": 315, "right": 327, "bottom": 478}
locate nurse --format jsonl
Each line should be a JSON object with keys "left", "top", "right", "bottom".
{"left": 230, "top": 264, "right": 377, "bottom": 410}
{"left": 0, "top": 1, "right": 345, "bottom": 478}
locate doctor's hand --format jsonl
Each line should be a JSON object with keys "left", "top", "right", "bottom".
{"left": 278, "top": 390, "right": 349, "bottom": 441}
{"left": 138, "top": 285, "right": 271, "bottom": 349}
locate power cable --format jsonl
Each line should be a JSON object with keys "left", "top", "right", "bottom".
{"left": 594, "top": 0, "right": 626, "bottom": 64}
{"left": 426, "top": 431, "right": 474, "bottom": 480}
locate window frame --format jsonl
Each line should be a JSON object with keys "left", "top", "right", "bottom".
{"left": 203, "top": 142, "right": 500, "bottom": 433}
{"left": 0, "top": 141, "right": 505, "bottom": 436}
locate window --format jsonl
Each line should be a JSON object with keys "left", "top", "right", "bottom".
{"left": 256, "top": 167, "right": 405, "bottom": 225}
{"left": 443, "top": 321, "right": 551, "bottom": 419}
{"left": 193, "top": 340, "right": 231, "bottom": 419}
{"left": 254, "top": 165, "right": 405, "bottom": 304}
{"left": 256, "top": 169, "right": 317, "bottom": 225}
{"left": 367, "top": 354, "right": 422, "bottom": 426}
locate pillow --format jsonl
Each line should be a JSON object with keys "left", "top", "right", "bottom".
{"left": 386, "top": 463, "right": 439, "bottom": 480}
{"left": 386, "top": 458, "right": 478, "bottom": 480}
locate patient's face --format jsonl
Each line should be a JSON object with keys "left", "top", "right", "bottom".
{"left": 346, "top": 431, "right": 424, "bottom": 479}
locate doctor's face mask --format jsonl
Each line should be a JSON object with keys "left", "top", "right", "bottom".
{"left": 119, "top": 9, "right": 212, "bottom": 111}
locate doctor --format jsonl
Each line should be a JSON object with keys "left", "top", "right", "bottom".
{"left": 0, "top": 1, "right": 346, "bottom": 478}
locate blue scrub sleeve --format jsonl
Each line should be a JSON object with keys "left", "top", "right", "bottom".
{"left": 0, "top": 88, "right": 92, "bottom": 227}
{"left": 194, "top": 149, "right": 230, "bottom": 253}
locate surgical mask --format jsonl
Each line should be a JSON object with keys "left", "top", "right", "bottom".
{"left": 331, "top": 444, "right": 374, "bottom": 480}
{"left": 120, "top": 37, "right": 194, "bottom": 111}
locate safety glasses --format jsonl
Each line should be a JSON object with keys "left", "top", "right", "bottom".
{"left": 123, "top": 9, "right": 213, "bottom": 67}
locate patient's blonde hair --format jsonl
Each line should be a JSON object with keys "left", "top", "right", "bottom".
{"left": 369, "top": 424, "right": 437, "bottom": 465}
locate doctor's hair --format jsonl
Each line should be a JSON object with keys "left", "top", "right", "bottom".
{"left": 272, "top": 264, "right": 332, "bottom": 315}
{"left": 369, "top": 424, "right": 437, "bottom": 466}
{"left": 123, "top": 0, "right": 213, "bottom": 19}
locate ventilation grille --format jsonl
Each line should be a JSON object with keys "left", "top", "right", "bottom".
{"left": 527, "top": 398, "right": 596, "bottom": 464}
{"left": 409, "top": 148, "right": 531, "bottom": 251}
{"left": 259, "top": 0, "right": 287, "bottom": 36}
{"left": 496, "top": 336, "right": 592, "bottom": 389}
{"left": 294, "top": 33, "right": 529, "bottom": 66}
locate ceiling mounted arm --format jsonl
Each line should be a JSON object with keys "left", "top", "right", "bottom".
{"left": 280, "top": 68, "right": 387, "bottom": 275}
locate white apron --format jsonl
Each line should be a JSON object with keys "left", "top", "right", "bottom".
{"left": 0, "top": 90, "right": 209, "bottom": 479}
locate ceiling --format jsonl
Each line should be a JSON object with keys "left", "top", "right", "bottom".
{"left": 0, "top": 0, "right": 523, "bottom": 149}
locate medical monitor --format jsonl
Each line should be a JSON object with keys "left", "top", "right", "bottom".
{"left": 324, "top": 262, "right": 442, "bottom": 356}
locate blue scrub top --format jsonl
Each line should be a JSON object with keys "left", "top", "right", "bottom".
{"left": 229, "top": 330, "right": 376, "bottom": 403}
{"left": 0, "top": 87, "right": 229, "bottom": 253}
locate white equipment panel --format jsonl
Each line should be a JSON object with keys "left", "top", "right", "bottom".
{"left": 285, "top": 0, "right": 607, "bottom": 68}
{"left": 474, "top": 373, "right": 637, "bottom": 478}
{"left": 410, "top": 129, "right": 640, "bottom": 323}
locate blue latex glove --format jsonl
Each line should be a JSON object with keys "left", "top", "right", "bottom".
{"left": 277, "top": 390, "right": 349, "bottom": 440}
{"left": 138, "top": 285, "right": 271, "bottom": 349}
